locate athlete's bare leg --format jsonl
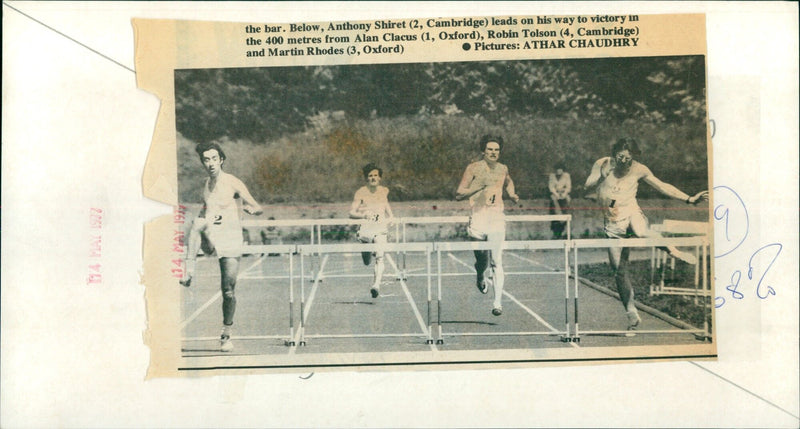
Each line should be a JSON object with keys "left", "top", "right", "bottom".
{"left": 219, "top": 257, "right": 239, "bottom": 326}
{"left": 181, "top": 218, "right": 209, "bottom": 286}
{"left": 372, "top": 255, "right": 384, "bottom": 295}
{"left": 473, "top": 249, "right": 490, "bottom": 294}
{"left": 490, "top": 245, "right": 505, "bottom": 315}
{"left": 608, "top": 246, "right": 641, "bottom": 330}
{"left": 630, "top": 215, "right": 697, "bottom": 265}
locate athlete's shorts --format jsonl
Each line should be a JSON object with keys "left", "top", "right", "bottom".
{"left": 468, "top": 211, "right": 506, "bottom": 242}
{"left": 357, "top": 230, "right": 387, "bottom": 257}
{"left": 201, "top": 215, "right": 243, "bottom": 258}
{"left": 604, "top": 209, "right": 649, "bottom": 239}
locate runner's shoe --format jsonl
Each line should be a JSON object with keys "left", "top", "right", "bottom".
{"left": 179, "top": 275, "right": 192, "bottom": 287}
{"left": 476, "top": 278, "right": 489, "bottom": 294}
{"left": 625, "top": 311, "right": 642, "bottom": 336}
{"left": 492, "top": 307, "right": 503, "bottom": 316}
{"left": 370, "top": 286, "right": 380, "bottom": 298}
{"left": 220, "top": 334, "right": 234, "bottom": 352}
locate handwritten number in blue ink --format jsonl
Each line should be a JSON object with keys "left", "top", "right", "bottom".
{"left": 725, "top": 270, "right": 744, "bottom": 300}
{"left": 748, "top": 243, "right": 782, "bottom": 299}
{"left": 714, "top": 296, "right": 726, "bottom": 308}
{"left": 713, "top": 186, "right": 749, "bottom": 258}
{"left": 713, "top": 205, "right": 730, "bottom": 242}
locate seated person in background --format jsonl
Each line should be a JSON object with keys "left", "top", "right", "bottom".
{"left": 548, "top": 163, "right": 571, "bottom": 239}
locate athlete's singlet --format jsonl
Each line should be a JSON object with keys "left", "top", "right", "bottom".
{"left": 354, "top": 185, "right": 390, "bottom": 241}
{"left": 596, "top": 158, "right": 648, "bottom": 222}
{"left": 468, "top": 161, "right": 508, "bottom": 240}
{"left": 469, "top": 161, "right": 508, "bottom": 215}
{"left": 203, "top": 171, "right": 243, "bottom": 257}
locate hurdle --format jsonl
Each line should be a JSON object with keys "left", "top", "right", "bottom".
{"left": 650, "top": 220, "right": 711, "bottom": 302}
{"left": 295, "top": 241, "right": 435, "bottom": 346}
{"left": 396, "top": 214, "right": 572, "bottom": 278}
{"left": 571, "top": 236, "right": 711, "bottom": 340}
{"left": 243, "top": 218, "right": 404, "bottom": 282}
{"left": 432, "top": 239, "right": 572, "bottom": 344}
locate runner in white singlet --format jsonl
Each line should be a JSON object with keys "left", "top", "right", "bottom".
{"left": 585, "top": 138, "right": 708, "bottom": 333}
{"left": 350, "top": 163, "right": 394, "bottom": 298}
{"left": 181, "top": 142, "right": 262, "bottom": 352}
{"left": 456, "top": 135, "right": 519, "bottom": 316}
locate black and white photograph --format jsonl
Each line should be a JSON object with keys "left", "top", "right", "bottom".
{"left": 174, "top": 56, "right": 714, "bottom": 367}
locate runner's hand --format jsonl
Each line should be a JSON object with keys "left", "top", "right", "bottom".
{"left": 688, "top": 190, "right": 709, "bottom": 205}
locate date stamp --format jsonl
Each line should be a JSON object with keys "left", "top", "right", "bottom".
{"left": 171, "top": 205, "right": 187, "bottom": 279}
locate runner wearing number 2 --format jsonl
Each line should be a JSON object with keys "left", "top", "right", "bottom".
{"left": 180, "top": 142, "right": 262, "bottom": 352}
{"left": 585, "top": 138, "right": 708, "bottom": 332}
{"left": 456, "top": 135, "right": 519, "bottom": 316}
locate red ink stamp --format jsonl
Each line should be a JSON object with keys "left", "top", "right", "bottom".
{"left": 172, "top": 205, "right": 188, "bottom": 279}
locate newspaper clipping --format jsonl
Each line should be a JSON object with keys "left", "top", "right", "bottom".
{"left": 136, "top": 13, "right": 714, "bottom": 376}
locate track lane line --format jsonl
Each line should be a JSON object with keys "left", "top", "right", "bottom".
{"left": 446, "top": 252, "right": 579, "bottom": 348}
{"left": 288, "top": 254, "right": 329, "bottom": 355}
{"left": 180, "top": 256, "right": 265, "bottom": 330}
{"left": 385, "top": 254, "right": 438, "bottom": 352}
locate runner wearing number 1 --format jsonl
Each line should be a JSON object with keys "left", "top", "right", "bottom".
{"left": 585, "top": 138, "right": 708, "bottom": 332}
{"left": 456, "top": 135, "right": 519, "bottom": 316}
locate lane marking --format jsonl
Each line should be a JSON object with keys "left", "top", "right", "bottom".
{"left": 446, "top": 252, "right": 579, "bottom": 348}
{"left": 180, "top": 256, "right": 265, "bottom": 329}
{"left": 507, "top": 251, "right": 560, "bottom": 270}
{"left": 385, "top": 254, "right": 438, "bottom": 352}
{"left": 288, "top": 254, "right": 329, "bottom": 355}
{"left": 447, "top": 252, "right": 475, "bottom": 271}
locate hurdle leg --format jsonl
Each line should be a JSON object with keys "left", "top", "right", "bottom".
{"left": 670, "top": 253, "right": 676, "bottom": 282}
{"left": 650, "top": 247, "right": 657, "bottom": 294}
{"left": 436, "top": 249, "right": 444, "bottom": 344}
{"left": 571, "top": 242, "right": 580, "bottom": 342}
{"left": 426, "top": 249, "right": 434, "bottom": 344}
{"left": 702, "top": 242, "right": 712, "bottom": 340}
{"left": 402, "top": 223, "right": 408, "bottom": 280}
{"left": 286, "top": 251, "right": 296, "bottom": 346}
{"left": 299, "top": 251, "right": 306, "bottom": 346}
{"left": 394, "top": 223, "right": 403, "bottom": 280}
{"left": 693, "top": 245, "right": 701, "bottom": 305}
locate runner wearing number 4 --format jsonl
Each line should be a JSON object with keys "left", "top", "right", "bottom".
{"left": 585, "top": 138, "right": 708, "bottom": 333}
{"left": 350, "top": 163, "right": 394, "bottom": 299}
{"left": 180, "top": 142, "right": 262, "bottom": 352}
{"left": 456, "top": 135, "right": 519, "bottom": 316}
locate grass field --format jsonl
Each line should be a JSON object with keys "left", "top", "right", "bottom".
{"left": 580, "top": 258, "right": 710, "bottom": 328}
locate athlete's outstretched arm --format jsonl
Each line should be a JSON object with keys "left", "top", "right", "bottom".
{"left": 232, "top": 177, "right": 263, "bottom": 215}
{"left": 642, "top": 168, "right": 708, "bottom": 204}
{"left": 455, "top": 164, "right": 484, "bottom": 201}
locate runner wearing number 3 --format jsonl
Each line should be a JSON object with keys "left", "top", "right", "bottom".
{"left": 350, "top": 163, "right": 394, "bottom": 299}
{"left": 585, "top": 138, "right": 708, "bottom": 332}
{"left": 456, "top": 135, "right": 519, "bottom": 316}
